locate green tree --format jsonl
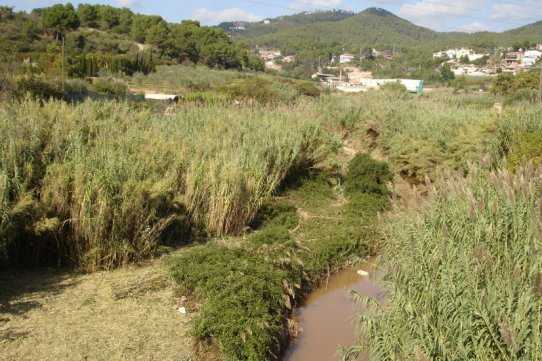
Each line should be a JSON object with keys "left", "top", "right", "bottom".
{"left": 440, "top": 63, "right": 455, "bottom": 82}
{"left": 42, "top": 3, "right": 80, "bottom": 37}
{"left": 146, "top": 21, "right": 171, "bottom": 55}
{"left": 97, "top": 5, "right": 119, "bottom": 30}
{"left": 77, "top": 4, "right": 98, "bottom": 28}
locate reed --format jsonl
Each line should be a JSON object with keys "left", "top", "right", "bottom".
{"left": 347, "top": 164, "right": 542, "bottom": 361}
{"left": 0, "top": 98, "right": 329, "bottom": 270}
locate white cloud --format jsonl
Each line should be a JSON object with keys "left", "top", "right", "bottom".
{"left": 116, "top": 0, "right": 138, "bottom": 6}
{"left": 398, "top": 0, "right": 485, "bottom": 30}
{"left": 290, "top": 0, "right": 343, "bottom": 11}
{"left": 456, "top": 21, "right": 489, "bottom": 33}
{"left": 491, "top": 0, "right": 542, "bottom": 21}
{"left": 193, "top": 8, "right": 261, "bottom": 25}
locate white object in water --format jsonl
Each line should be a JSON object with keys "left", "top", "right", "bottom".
{"left": 357, "top": 269, "right": 369, "bottom": 277}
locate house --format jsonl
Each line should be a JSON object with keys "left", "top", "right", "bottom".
{"left": 433, "top": 48, "right": 487, "bottom": 62}
{"left": 264, "top": 61, "right": 282, "bottom": 71}
{"left": 382, "top": 50, "right": 394, "bottom": 60}
{"left": 282, "top": 55, "right": 296, "bottom": 63}
{"left": 145, "top": 93, "right": 180, "bottom": 102}
{"left": 336, "top": 79, "right": 424, "bottom": 94}
{"left": 339, "top": 53, "right": 355, "bottom": 64}
{"left": 522, "top": 49, "right": 542, "bottom": 67}
{"left": 259, "top": 48, "right": 282, "bottom": 61}
{"left": 263, "top": 19, "right": 271, "bottom": 25}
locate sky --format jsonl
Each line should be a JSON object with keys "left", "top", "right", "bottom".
{"left": 4, "top": 0, "right": 542, "bottom": 33}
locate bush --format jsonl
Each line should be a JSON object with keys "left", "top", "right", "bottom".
{"left": 13, "top": 76, "right": 64, "bottom": 100}
{"left": 507, "top": 131, "right": 542, "bottom": 171}
{"left": 294, "top": 81, "right": 321, "bottom": 97}
{"left": 380, "top": 82, "right": 407, "bottom": 94}
{"left": 344, "top": 154, "right": 392, "bottom": 197}
{"left": 221, "top": 77, "right": 279, "bottom": 104}
{"left": 169, "top": 246, "right": 290, "bottom": 361}
{"left": 92, "top": 77, "right": 128, "bottom": 97}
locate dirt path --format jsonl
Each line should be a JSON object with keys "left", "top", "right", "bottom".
{"left": 0, "top": 260, "right": 193, "bottom": 361}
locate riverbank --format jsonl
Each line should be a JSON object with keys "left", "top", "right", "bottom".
{"left": 168, "top": 153, "right": 392, "bottom": 360}
{"left": 0, "top": 259, "right": 192, "bottom": 361}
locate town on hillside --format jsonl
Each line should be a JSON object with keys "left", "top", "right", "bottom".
{"left": 256, "top": 43, "right": 542, "bottom": 93}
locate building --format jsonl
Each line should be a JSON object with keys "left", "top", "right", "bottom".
{"left": 263, "top": 19, "right": 271, "bottom": 24}
{"left": 282, "top": 55, "right": 296, "bottom": 63}
{"left": 433, "top": 48, "right": 487, "bottom": 62}
{"left": 264, "top": 61, "right": 282, "bottom": 71}
{"left": 381, "top": 50, "right": 394, "bottom": 60}
{"left": 522, "top": 49, "right": 542, "bottom": 67}
{"left": 259, "top": 48, "right": 282, "bottom": 61}
{"left": 339, "top": 53, "right": 355, "bottom": 64}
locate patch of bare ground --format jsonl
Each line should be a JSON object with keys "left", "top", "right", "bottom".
{"left": 0, "top": 259, "right": 193, "bottom": 361}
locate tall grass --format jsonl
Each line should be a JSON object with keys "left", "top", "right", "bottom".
{"left": 0, "top": 98, "right": 329, "bottom": 270}
{"left": 348, "top": 164, "right": 542, "bottom": 360}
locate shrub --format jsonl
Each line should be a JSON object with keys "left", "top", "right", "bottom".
{"left": 13, "top": 75, "right": 64, "bottom": 100}
{"left": 221, "top": 77, "right": 279, "bottom": 104}
{"left": 507, "top": 131, "right": 542, "bottom": 171}
{"left": 168, "top": 246, "right": 290, "bottom": 361}
{"left": 294, "top": 81, "right": 321, "bottom": 97}
{"left": 380, "top": 82, "right": 407, "bottom": 94}
{"left": 92, "top": 77, "right": 128, "bottom": 97}
{"left": 344, "top": 154, "right": 392, "bottom": 197}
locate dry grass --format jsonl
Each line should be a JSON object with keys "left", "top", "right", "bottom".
{"left": 0, "top": 259, "right": 193, "bottom": 361}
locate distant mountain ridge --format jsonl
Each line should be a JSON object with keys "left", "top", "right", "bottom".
{"left": 220, "top": 8, "right": 542, "bottom": 54}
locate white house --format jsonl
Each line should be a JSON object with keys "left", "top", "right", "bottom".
{"left": 433, "top": 48, "right": 487, "bottom": 62}
{"left": 339, "top": 53, "right": 355, "bottom": 64}
{"left": 522, "top": 49, "right": 542, "bottom": 67}
{"left": 259, "top": 49, "right": 282, "bottom": 61}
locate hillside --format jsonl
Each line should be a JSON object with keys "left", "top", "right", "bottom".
{"left": 225, "top": 7, "right": 542, "bottom": 54}
{"left": 226, "top": 8, "right": 438, "bottom": 54}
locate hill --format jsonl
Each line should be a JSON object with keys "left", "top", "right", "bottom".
{"left": 225, "top": 8, "right": 439, "bottom": 55}
{"left": 224, "top": 8, "right": 542, "bottom": 54}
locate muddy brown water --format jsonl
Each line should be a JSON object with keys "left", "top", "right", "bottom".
{"left": 283, "top": 258, "right": 383, "bottom": 361}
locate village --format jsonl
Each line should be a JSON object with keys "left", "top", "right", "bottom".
{"left": 433, "top": 45, "right": 542, "bottom": 76}
{"left": 256, "top": 43, "right": 542, "bottom": 93}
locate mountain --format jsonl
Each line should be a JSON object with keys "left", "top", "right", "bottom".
{"left": 222, "top": 8, "right": 542, "bottom": 55}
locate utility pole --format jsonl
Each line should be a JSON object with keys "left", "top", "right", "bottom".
{"left": 61, "top": 35, "right": 65, "bottom": 93}
{"left": 538, "top": 64, "right": 542, "bottom": 103}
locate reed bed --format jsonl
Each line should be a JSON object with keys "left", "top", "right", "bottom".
{"left": 0, "top": 99, "right": 329, "bottom": 270}
{"left": 347, "top": 163, "right": 542, "bottom": 361}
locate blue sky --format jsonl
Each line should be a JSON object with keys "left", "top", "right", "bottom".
{"left": 4, "top": 0, "right": 542, "bottom": 32}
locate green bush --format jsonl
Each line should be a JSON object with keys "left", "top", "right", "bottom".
{"left": 344, "top": 154, "right": 392, "bottom": 197}
{"left": 294, "top": 81, "right": 321, "bottom": 97}
{"left": 92, "top": 77, "right": 127, "bottom": 97}
{"left": 221, "top": 77, "right": 279, "bottom": 104}
{"left": 169, "top": 246, "right": 290, "bottom": 361}
{"left": 380, "top": 82, "right": 407, "bottom": 94}
{"left": 13, "top": 76, "right": 64, "bottom": 100}
{"left": 507, "top": 131, "right": 542, "bottom": 171}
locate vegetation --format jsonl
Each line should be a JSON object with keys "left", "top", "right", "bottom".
{"left": 347, "top": 163, "right": 542, "bottom": 361}
{"left": 169, "top": 154, "right": 391, "bottom": 361}
{"left": 0, "top": 98, "right": 328, "bottom": 270}
{"left": 0, "top": 3, "right": 263, "bottom": 82}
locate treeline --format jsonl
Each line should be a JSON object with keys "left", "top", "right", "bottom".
{"left": 0, "top": 3, "right": 263, "bottom": 78}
